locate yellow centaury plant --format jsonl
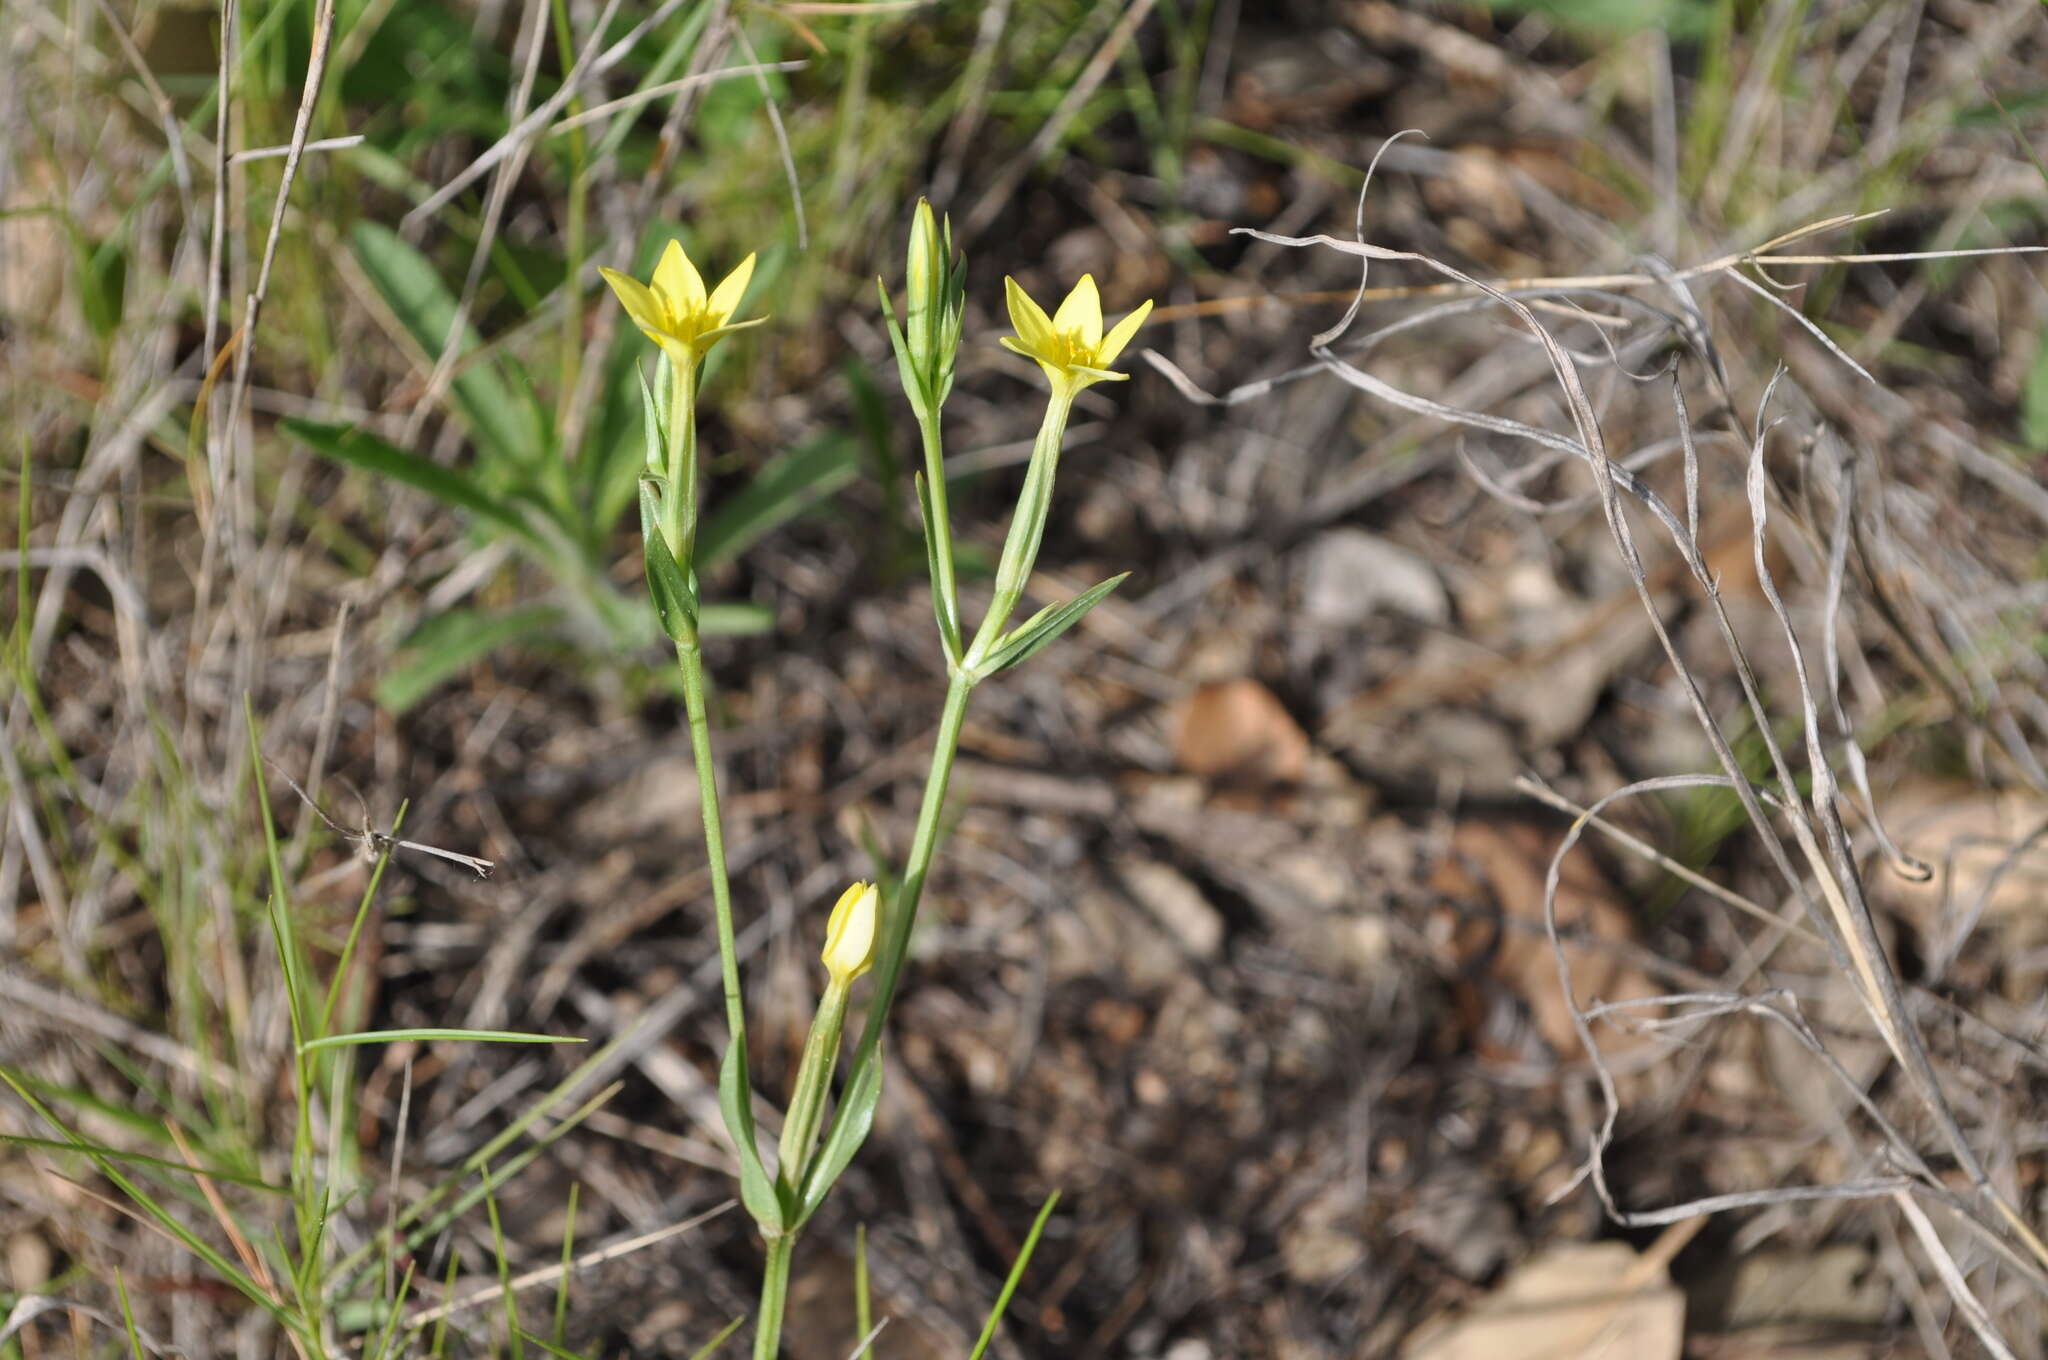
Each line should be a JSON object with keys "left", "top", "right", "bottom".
{"left": 598, "top": 209, "right": 1151, "bottom": 1360}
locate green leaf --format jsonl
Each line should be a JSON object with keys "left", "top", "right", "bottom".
{"left": 877, "top": 278, "right": 929, "bottom": 416}
{"left": 718, "top": 1035, "right": 787, "bottom": 1235}
{"left": 966, "top": 1190, "right": 1061, "bottom": 1360}
{"left": 282, "top": 419, "right": 536, "bottom": 544}
{"left": 0, "top": 1135, "right": 286, "bottom": 1193}
{"left": 2024, "top": 327, "right": 2048, "bottom": 450}
{"left": 299, "top": 1029, "right": 583, "bottom": 1054}
{"left": 914, "top": 473, "right": 963, "bottom": 662}
{"left": 378, "top": 604, "right": 566, "bottom": 712}
{"left": 695, "top": 435, "right": 862, "bottom": 572}
{"left": 978, "top": 573, "right": 1129, "bottom": 676}
{"left": 637, "top": 360, "right": 668, "bottom": 475}
{"left": 76, "top": 234, "right": 128, "bottom": 340}
{"left": 683, "top": 1315, "right": 746, "bottom": 1360}
{"left": 639, "top": 478, "right": 699, "bottom": 643}
{"left": 794, "top": 1041, "right": 884, "bottom": 1231}
{"left": 351, "top": 221, "right": 535, "bottom": 471}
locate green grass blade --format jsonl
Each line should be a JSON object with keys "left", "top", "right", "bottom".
{"left": 552, "top": 1181, "right": 578, "bottom": 1349}
{"left": 0, "top": 1135, "right": 286, "bottom": 1193}
{"left": 966, "top": 1190, "right": 1061, "bottom": 1360}
{"left": 684, "top": 1314, "right": 746, "bottom": 1360}
{"left": 318, "top": 806, "right": 404, "bottom": 1037}
{"left": 299, "top": 1029, "right": 585, "bottom": 1055}
{"left": 0, "top": 1070, "right": 291, "bottom": 1330}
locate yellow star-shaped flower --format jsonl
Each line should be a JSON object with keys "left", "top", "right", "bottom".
{"left": 999, "top": 274, "right": 1153, "bottom": 400}
{"left": 599, "top": 238, "right": 763, "bottom": 368}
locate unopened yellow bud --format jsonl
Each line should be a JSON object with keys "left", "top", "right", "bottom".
{"left": 821, "top": 881, "right": 879, "bottom": 986}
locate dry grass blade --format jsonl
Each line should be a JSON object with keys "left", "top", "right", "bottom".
{"left": 402, "top": 1200, "right": 735, "bottom": 1328}
{"left": 1226, "top": 175, "right": 2048, "bottom": 1343}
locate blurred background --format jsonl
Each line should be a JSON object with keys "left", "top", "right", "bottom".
{"left": 7, "top": 0, "right": 2048, "bottom": 1355}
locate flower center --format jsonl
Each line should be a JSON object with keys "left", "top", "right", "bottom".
{"left": 1050, "top": 327, "right": 1093, "bottom": 368}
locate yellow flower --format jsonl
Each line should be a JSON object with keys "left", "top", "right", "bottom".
{"left": 821, "top": 881, "right": 879, "bottom": 987}
{"left": 1000, "top": 274, "right": 1153, "bottom": 399}
{"left": 599, "top": 238, "right": 763, "bottom": 368}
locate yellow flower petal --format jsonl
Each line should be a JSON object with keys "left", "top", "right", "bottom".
{"left": 707, "top": 252, "right": 757, "bottom": 326}
{"left": 1052, "top": 274, "right": 1103, "bottom": 346}
{"left": 1097, "top": 298, "right": 1153, "bottom": 366}
{"left": 692, "top": 315, "right": 768, "bottom": 349}
{"left": 1004, "top": 276, "right": 1055, "bottom": 354}
{"left": 652, "top": 238, "right": 707, "bottom": 313}
{"left": 599, "top": 267, "right": 673, "bottom": 343}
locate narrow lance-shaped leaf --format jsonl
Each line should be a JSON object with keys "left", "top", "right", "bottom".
{"left": 718, "top": 1036, "right": 788, "bottom": 1236}
{"left": 795, "top": 1039, "right": 885, "bottom": 1230}
{"left": 966, "top": 1190, "right": 1062, "bottom": 1360}
{"left": 299, "top": 1029, "right": 584, "bottom": 1054}
{"left": 979, "top": 573, "right": 1129, "bottom": 676}
{"left": 638, "top": 477, "right": 699, "bottom": 644}
{"left": 352, "top": 221, "right": 535, "bottom": 471}
{"left": 877, "top": 278, "right": 928, "bottom": 414}
{"left": 378, "top": 604, "right": 566, "bottom": 713}
{"left": 282, "top": 419, "right": 539, "bottom": 547}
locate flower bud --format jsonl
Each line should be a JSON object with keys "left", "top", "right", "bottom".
{"left": 821, "top": 881, "right": 879, "bottom": 986}
{"left": 898, "top": 199, "right": 964, "bottom": 414}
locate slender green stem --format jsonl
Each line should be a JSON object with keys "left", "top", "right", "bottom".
{"left": 663, "top": 356, "right": 741, "bottom": 1046}
{"left": 775, "top": 981, "right": 848, "bottom": 1184}
{"left": 754, "top": 1237, "right": 795, "bottom": 1360}
{"left": 677, "top": 637, "right": 747, "bottom": 1051}
{"left": 967, "top": 393, "right": 1073, "bottom": 664}
{"left": 915, "top": 410, "right": 961, "bottom": 647}
{"left": 845, "top": 670, "right": 975, "bottom": 1080}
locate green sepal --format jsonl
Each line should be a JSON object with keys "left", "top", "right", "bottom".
{"left": 978, "top": 573, "right": 1128, "bottom": 675}
{"left": 877, "top": 277, "right": 930, "bottom": 418}
{"left": 636, "top": 361, "right": 668, "bottom": 475}
{"left": 637, "top": 477, "right": 699, "bottom": 644}
{"left": 913, "top": 472, "right": 963, "bottom": 663}
{"left": 793, "top": 1040, "right": 885, "bottom": 1231}
{"left": 718, "top": 1035, "right": 788, "bottom": 1236}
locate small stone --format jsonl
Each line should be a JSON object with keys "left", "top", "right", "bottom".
{"left": 1301, "top": 529, "right": 1450, "bottom": 626}
{"left": 1117, "top": 857, "right": 1225, "bottom": 957}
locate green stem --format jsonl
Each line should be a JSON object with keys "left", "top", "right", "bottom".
{"left": 916, "top": 409, "right": 961, "bottom": 651}
{"left": 663, "top": 357, "right": 741, "bottom": 1047}
{"left": 844, "top": 670, "right": 974, "bottom": 1082}
{"left": 775, "top": 981, "right": 848, "bottom": 1185}
{"left": 676, "top": 636, "right": 747, "bottom": 1053}
{"left": 754, "top": 1236, "right": 795, "bottom": 1360}
{"left": 967, "top": 392, "right": 1073, "bottom": 664}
